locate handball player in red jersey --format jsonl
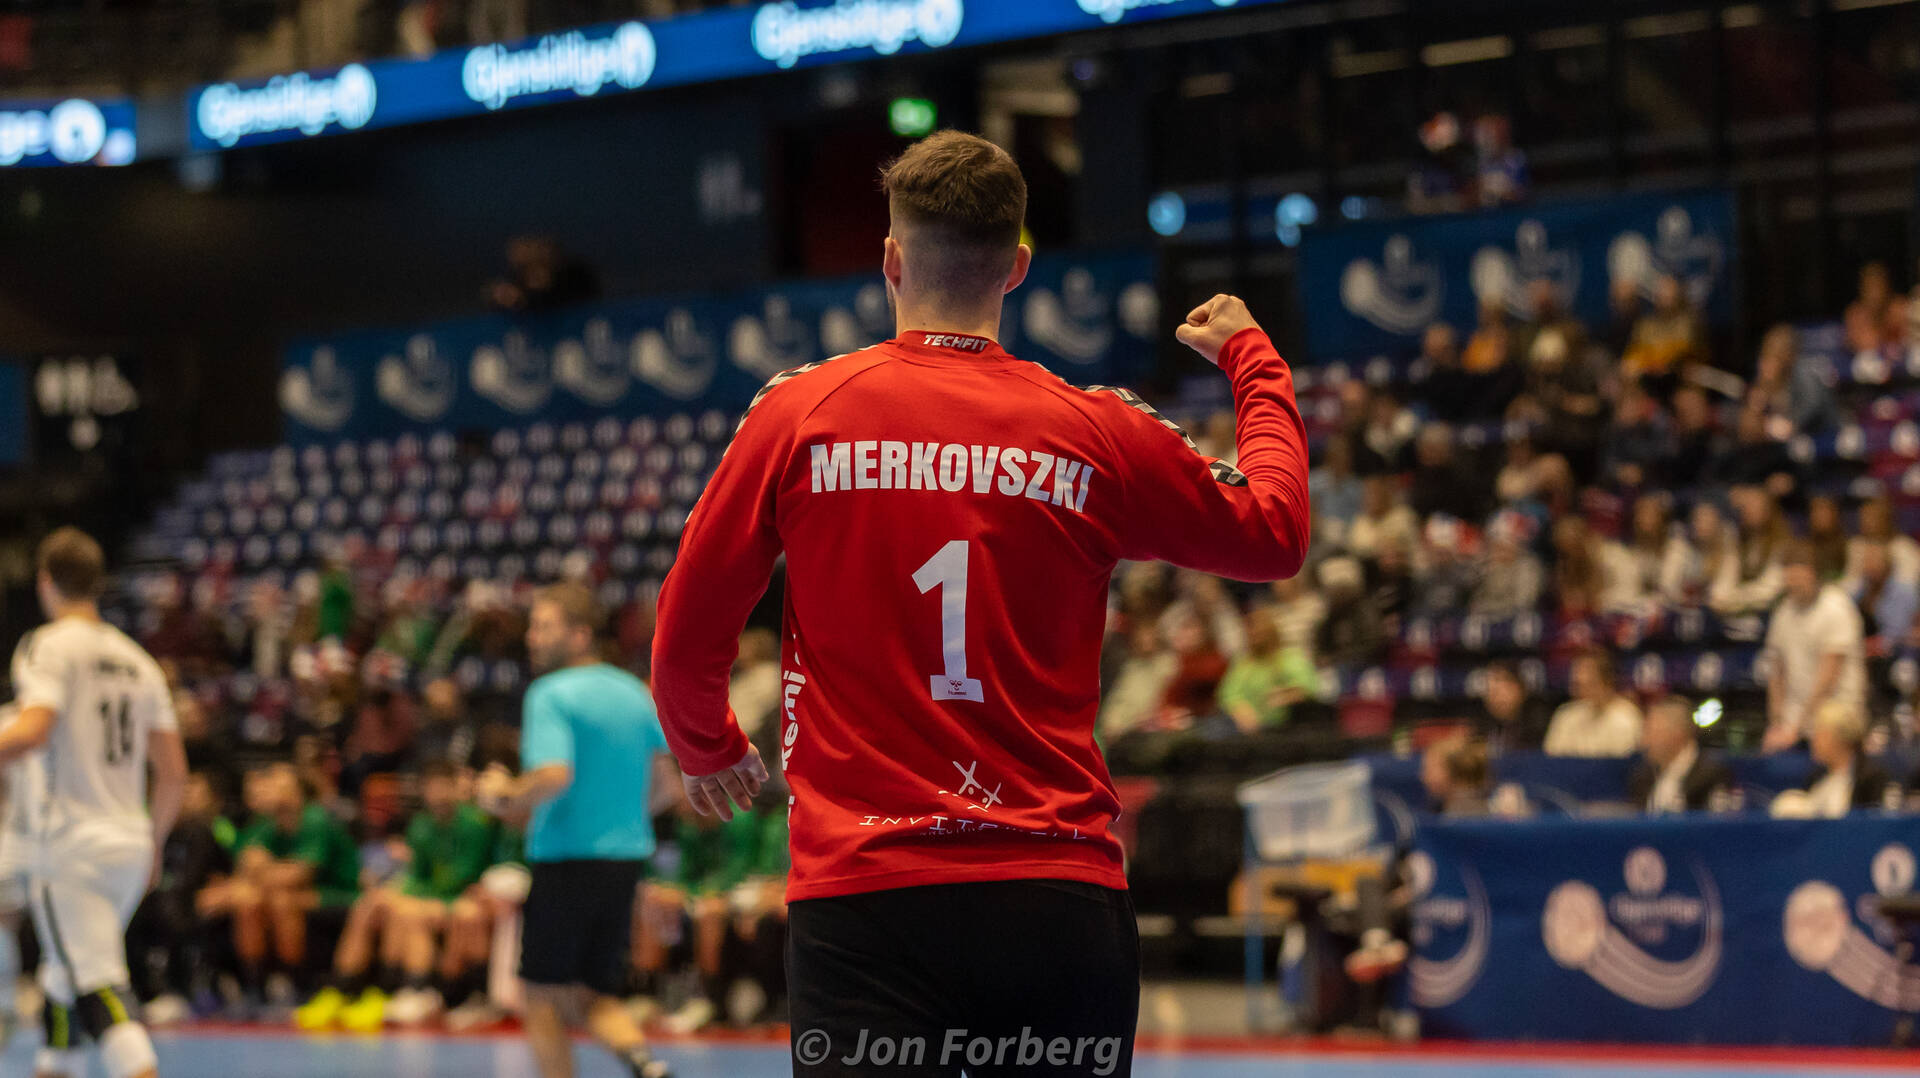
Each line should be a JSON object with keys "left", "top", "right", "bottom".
{"left": 652, "top": 130, "right": 1310, "bottom": 1077}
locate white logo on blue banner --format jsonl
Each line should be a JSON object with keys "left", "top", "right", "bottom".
{"left": 820, "top": 283, "right": 892, "bottom": 357}
{"left": 554, "top": 318, "right": 630, "bottom": 405}
{"left": 1542, "top": 847, "right": 1721, "bottom": 1009}
{"left": 1470, "top": 218, "right": 1581, "bottom": 319}
{"left": 1076, "top": 0, "right": 1237, "bottom": 25}
{"left": 197, "top": 64, "right": 377, "bottom": 147}
{"left": 461, "top": 23, "right": 657, "bottom": 111}
{"left": 1785, "top": 844, "right": 1920, "bottom": 1010}
{"left": 633, "top": 309, "right": 720, "bottom": 400}
{"left": 280, "top": 346, "right": 356, "bottom": 431}
{"left": 1607, "top": 205, "right": 1726, "bottom": 310}
{"left": 471, "top": 331, "right": 553, "bottom": 414}
{"left": 1022, "top": 267, "right": 1114, "bottom": 365}
{"left": 1340, "top": 235, "right": 1443, "bottom": 336}
{"left": 751, "top": 0, "right": 964, "bottom": 70}
{"left": 730, "top": 294, "right": 816, "bottom": 380}
{"left": 0, "top": 99, "right": 108, "bottom": 165}
{"left": 377, "top": 334, "right": 455, "bottom": 421}
{"left": 1407, "top": 851, "right": 1491, "bottom": 1008}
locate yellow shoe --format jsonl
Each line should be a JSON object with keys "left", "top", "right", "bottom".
{"left": 339, "top": 987, "right": 389, "bottom": 1034}
{"left": 293, "top": 986, "right": 348, "bottom": 1031}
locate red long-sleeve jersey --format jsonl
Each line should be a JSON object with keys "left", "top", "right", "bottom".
{"left": 652, "top": 327, "right": 1310, "bottom": 902}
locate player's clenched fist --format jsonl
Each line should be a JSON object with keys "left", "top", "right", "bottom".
{"left": 1175, "top": 294, "right": 1264, "bottom": 367}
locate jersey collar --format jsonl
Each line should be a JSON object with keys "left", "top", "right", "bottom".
{"left": 894, "top": 330, "right": 1008, "bottom": 360}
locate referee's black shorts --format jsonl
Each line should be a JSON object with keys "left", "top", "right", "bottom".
{"left": 788, "top": 879, "right": 1139, "bottom": 1077}
{"left": 519, "top": 859, "right": 645, "bottom": 996}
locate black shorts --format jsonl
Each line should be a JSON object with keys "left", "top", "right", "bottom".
{"left": 788, "top": 879, "right": 1139, "bottom": 1077}
{"left": 519, "top": 859, "right": 645, "bottom": 995}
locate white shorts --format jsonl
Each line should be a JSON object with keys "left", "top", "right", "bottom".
{"left": 28, "top": 825, "right": 151, "bottom": 1004}
{"left": 0, "top": 832, "right": 31, "bottom": 917}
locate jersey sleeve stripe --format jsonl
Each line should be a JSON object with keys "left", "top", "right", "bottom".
{"left": 1085, "top": 384, "right": 1251, "bottom": 487}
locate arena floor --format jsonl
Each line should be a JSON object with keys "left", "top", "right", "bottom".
{"left": 8, "top": 1030, "right": 1919, "bottom": 1077}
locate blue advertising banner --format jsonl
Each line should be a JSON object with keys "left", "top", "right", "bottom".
{"left": 0, "top": 98, "right": 136, "bottom": 167}
{"left": 279, "top": 250, "right": 1160, "bottom": 445}
{"left": 190, "top": 0, "right": 1276, "bottom": 149}
{"left": 1296, "top": 190, "right": 1736, "bottom": 360}
{"left": 1414, "top": 816, "right": 1920, "bottom": 1045}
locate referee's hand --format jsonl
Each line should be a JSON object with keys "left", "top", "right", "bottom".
{"left": 682, "top": 746, "right": 771, "bottom": 822}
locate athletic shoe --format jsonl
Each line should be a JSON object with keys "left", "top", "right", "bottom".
{"left": 626, "top": 995, "right": 662, "bottom": 1026}
{"left": 662, "top": 997, "right": 715, "bottom": 1035}
{"left": 619, "top": 1044, "right": 673, "bottom": 1078}
{"left": 145, "top": 994, "right": 192, "bottom": 1028}
{"left": 265, "top": 972, "right": 298, "bottom": 1007}
{"left": 294, "top": 987, "right": 348, "bottom": 1031}
{"left": 339, "top": 987, "right": 389, "bottom": 1034}
{"left": 1344, "top": 936, "right": 1409, "bottom": 985}
{"left": 443, "top": 996, "right": 504, "bottom": 1033}
{"left": 386, "top": 987, "right": 443, "bottom": 1028}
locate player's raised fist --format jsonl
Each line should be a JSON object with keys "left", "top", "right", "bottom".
{"left": 1175, "top": 294, "right": 1263, "bottom": 367}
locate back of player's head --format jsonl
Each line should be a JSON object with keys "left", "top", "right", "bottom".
{"left": 881, "top": 130, "right": 1027, "bottom": 303}
{"left": 37, "top": 526, "right": 105, "bottom": 601}
{"left": 537, "top": 581, "right": 603, "bottom": 639}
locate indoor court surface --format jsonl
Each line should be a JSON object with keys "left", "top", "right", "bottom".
{"left": 7, "top": 1032, "right": 1918, "bottom": 1078}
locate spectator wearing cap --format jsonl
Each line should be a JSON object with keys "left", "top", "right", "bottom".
{"left": 1771, "top": 701, "right": 1892, "bottom": 817}
{"left": 1628, "top": 697, "right": 1732, "bottom": 813}
{"left": 1543, "top": 648, "right": 1642, "bottom": 758}
{"left": 1762, "top": 539, "right": 1868, "bottom": 752}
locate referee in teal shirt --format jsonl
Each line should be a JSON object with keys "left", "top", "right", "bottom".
{"left": 478, "top": 582, "right": 671, "bottom": 1078}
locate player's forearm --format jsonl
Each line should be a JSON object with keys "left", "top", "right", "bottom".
{"left": 510, "top": 763, "right": 573, "bottom": 812}
{"left": 652, "top": 571, "right": 755, "bottom": 776}
{"left": 148, "top": 731, "right": 188, "bottom": 841}
{"left": 0, "top": 705, "right": 55, "bottom": 766}
{"left": 1212, "top": 329, "right": 1314, "bottom": 579}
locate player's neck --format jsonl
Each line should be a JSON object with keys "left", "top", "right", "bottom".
{"left": 895, "top": 301, "right": 1003, "bottom": 343}
{"left": 48, "top": 601, "right": 102, "bottom": 624}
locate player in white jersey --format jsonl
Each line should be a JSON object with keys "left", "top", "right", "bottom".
{"left": 0, "top": 529, "right": 186, "bottom": 1078}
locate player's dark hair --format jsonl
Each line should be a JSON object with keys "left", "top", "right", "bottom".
{"left": 538, "top": 581, "right": 602, "bottom": 638}
{"left": 37, "top": 526, "right": 105, "bottom": 600}
{"left": 880, "top": 130, "right": 1027, "bottom": 302}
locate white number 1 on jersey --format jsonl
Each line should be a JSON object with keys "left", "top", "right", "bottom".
{"left": 913, "top": 539, "right": 985, "bottom": 703}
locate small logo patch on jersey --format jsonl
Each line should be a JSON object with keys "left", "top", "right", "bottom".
{"left": 908, "top": 332, "right": 993, "bottom": 353}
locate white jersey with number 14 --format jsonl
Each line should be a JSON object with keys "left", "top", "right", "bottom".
{"left": 9, "top": 618, "right": 176, "bottom": 844}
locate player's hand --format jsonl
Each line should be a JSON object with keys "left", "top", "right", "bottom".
{"left": 1175, "top": 294, "right": 1264, "bottom": 367}
{"left": 682, "top": 746, "right": 770, "bottom": 822}
{"left": 476, "top": 764, "right": 515, "bottom": 815}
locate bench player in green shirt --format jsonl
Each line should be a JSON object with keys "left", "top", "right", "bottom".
{"left": 296, "top": 760, "right": 498, "bottom": 1031}
{"left": 219, "top": 763, "right": 359, "bottom": 1013}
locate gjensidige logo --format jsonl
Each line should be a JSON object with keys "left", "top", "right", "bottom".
{"left": 197, "top": 64, "right": 378, "bottom": 147}
{"left": 751, "top": 0, "right": 964, "bottom": 70}
{"left": 1541, "top": 847, "right": 1721, "bottom": 1009}
{"left": 1785, "top": 843, "right": 1920, "bottom": 1010}
{"left": 0, "top": 99, "right": 108, "bottom": 166}
{"left": 462, "top": 22, "right": 656, "bottom": 111}
{"left": 1406, "top": 851, "right": 1491, "bottom": 1008}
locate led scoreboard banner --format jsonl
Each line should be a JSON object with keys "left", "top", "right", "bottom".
{"left": 188, "top": 0, "right": 1278, "bottom": 150}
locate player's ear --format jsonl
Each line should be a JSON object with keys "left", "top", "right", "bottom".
{"left": 882, "top": 235, "right": 904, "bottom": 291}
{"left": 1002, "top": 244, "right": 1032, "bottom": 295}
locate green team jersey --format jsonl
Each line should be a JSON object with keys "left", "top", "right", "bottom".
{"left": 237, "top": 803, "right": 361, "bottom": 908}
{"left": 674, "top": 809, "right": 789, "bottom": 897}
{"left": 491, "top": 824, "right": 526, "bottom": 868}
{"left": 399, "top": 804, "right": 498, "bottom": 902}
